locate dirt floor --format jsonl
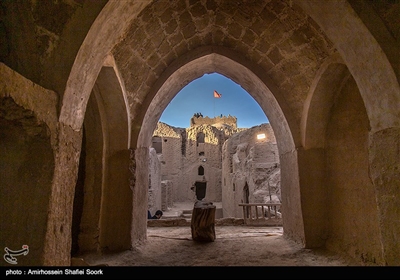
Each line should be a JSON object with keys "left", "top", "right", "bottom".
{"left": 74, "top": 203, "right": 395, "bottom": 279}
{"left": 80, "top": 225, "right": 358, "bottom": 267}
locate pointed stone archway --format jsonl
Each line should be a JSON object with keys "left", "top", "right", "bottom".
{"left": 71, "top": 63, "right": 131, "bottom": 254}
{"left": 138, "top": 46, "right": 302, "bottom": 243}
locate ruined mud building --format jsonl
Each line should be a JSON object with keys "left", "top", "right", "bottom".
{"left": 149, "top": 114, "right": 280, "bottom": 219}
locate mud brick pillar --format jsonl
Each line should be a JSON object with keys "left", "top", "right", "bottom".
{"left": 191, "top": 200, "right": 216, "bottom": 242}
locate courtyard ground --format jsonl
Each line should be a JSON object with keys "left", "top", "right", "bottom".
{"left": 80, "top": 202, "right": 358, "bottom": 268}
{"left": 73, "top": 203, "right": 397, "bottom": 279}
{"left": 81, "top": 225, "right": 357, "bottom": 267}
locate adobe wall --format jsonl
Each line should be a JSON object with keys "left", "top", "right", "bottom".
{"left": 152, "top": 116, "right": 280, "bottom": 219}
{"left": 190, "top": 115, "right": 238, "bottom": 129}
{"left": 148, "top": 148, "right": 162, "bottom": 215}
{"left": 222, "top": 123, "right": 280, "bottom": 218}
{"left": 0, "top": 64, "right": 58, "bottom": 265}
{"left": 148, "top": 147, "right": 174, "bottom": 214}
{"left": 323, "top": 76, "right": 384, "bottom": 264}
{"left": 161, "top": 180, "right": 173, "bottom": 211}
{"left": 152, "top": 122, "right": 186, "bottom": 202}
{"left": 152, "top": 115, "right": 245, "bottom": 207}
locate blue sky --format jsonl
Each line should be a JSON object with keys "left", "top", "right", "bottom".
{"left": 159, "top": 73, "right": 269, "bottom": 128}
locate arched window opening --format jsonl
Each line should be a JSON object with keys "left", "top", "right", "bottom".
{"left": 198, "top": 165, "right": 204, "bottom": 176}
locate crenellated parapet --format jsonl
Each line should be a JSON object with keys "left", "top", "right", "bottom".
{"left": 190, "top": 114, "right": 237, "bottom": 128}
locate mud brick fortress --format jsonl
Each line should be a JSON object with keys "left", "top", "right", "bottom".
{"left": 148, "top": 114, "right": 280, "bottom": 219}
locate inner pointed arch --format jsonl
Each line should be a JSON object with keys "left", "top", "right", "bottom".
{"left": 139, "top": 46, "right": 298, "bottom": 155}
{"left": 301, "top": 54, "right": 351, "bottom": 149}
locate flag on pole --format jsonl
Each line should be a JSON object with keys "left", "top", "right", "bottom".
{"left": 213, "top": 90, "right": 222, "bottom": 98}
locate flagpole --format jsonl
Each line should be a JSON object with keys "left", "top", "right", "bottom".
{"left": 214, "top": 97, "right": 215, "bottom": 117}
{"left": 213, "top": 90, "right": 221, "bottom": 117}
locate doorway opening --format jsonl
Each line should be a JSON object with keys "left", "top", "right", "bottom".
{"left": 195, "top": 181, "right": 207, "bottom": 200}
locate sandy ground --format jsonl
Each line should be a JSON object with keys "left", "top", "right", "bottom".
{"left": 74, "top": 203, "right": 394, "bottom": 278}
{"left": 80, "top": 225, "right": 358, "bottom": 267}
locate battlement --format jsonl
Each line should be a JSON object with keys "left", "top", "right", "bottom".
{"left": 190, "top": 114, "right": 237, "bottom": 128}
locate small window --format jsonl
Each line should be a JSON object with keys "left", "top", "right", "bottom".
{"left": 199, "top": 152, "right": 205, "bottom": 156}
{"left": 152, "top": 136, "right": 162, "bottom": 154}
{"left": 257, "top": 133, "right": 266, "bottom": 140}
{"left": 198, "top": 166, "right": 204, "bottom": 176}
{"left": 197, "top": 132, "right": 205, "bottom": 143}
